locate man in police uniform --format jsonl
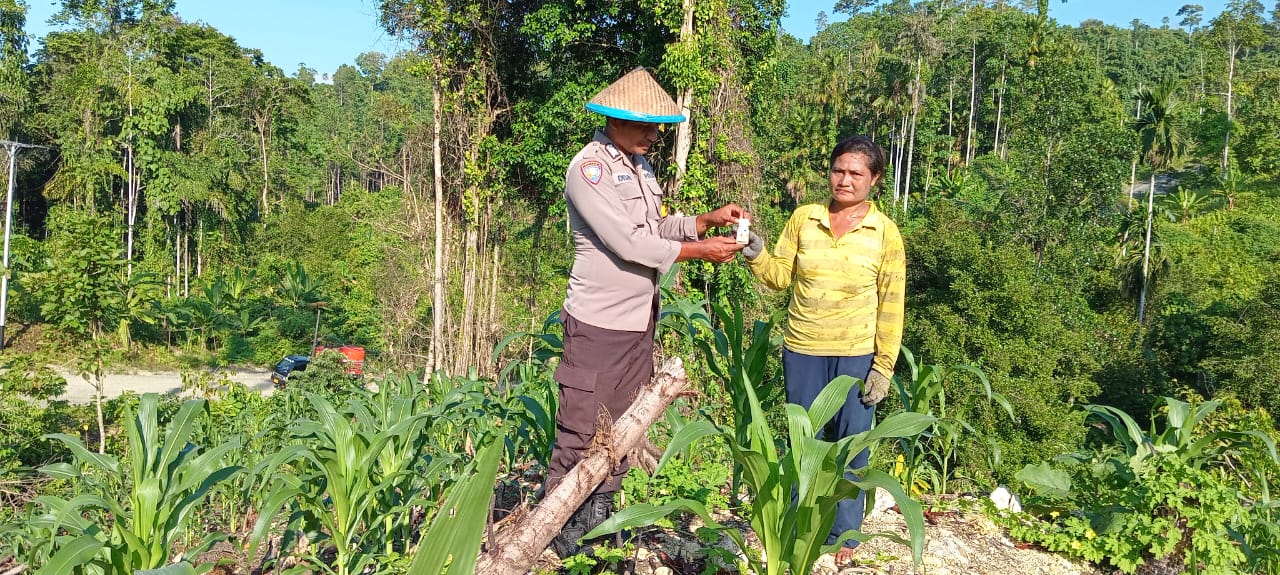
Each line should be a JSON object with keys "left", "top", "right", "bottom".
{"left": 548, "top": 67, "right": 747, "bottom": 557}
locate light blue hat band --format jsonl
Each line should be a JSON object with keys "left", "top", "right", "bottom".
{"left": 585, "top": 102, "right": 687, "bottom": 124}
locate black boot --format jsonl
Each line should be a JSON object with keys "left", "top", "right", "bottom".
{"left": 550, "top": 492, "right": 615, "bottom": 559}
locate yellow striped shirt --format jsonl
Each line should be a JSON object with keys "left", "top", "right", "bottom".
{"left": 747, "top": 202, "right": 906, "bottom": 376}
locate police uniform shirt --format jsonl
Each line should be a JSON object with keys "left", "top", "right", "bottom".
{"left": 562, "top": 130, "right": 698, "bottom": 332}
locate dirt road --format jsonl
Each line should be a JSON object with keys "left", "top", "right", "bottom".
{"left": 55, "top": 368, "right": 275, "bottom": 404}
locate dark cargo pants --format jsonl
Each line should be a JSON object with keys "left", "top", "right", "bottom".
{"left": 783, "top": 348, "right": 877, "bottom": 549}
{"left": 545, "top": 308, "right": 656, "bottom": 495}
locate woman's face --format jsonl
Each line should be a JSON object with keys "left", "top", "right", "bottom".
{"left": 829, "top": 152, "right": 880, "bottom": 207}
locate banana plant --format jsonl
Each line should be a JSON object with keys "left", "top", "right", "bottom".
{"left": 30, "top": 394, "right": 243, "bottom": 574}
{"left": 588, "top": 374, "right": 935, "bottom": 575}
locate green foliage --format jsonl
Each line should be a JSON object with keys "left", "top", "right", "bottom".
{"left": 26, "top": 394, "right": 241, "bottom": 573}
{"left": 1002, "top": 397, "right": 1279, "bottom": 574}
{"left": 28, "top": 208, "right": 127, "bottom": 342}
{"left": 1141, "top": 189, "right": 1280, "bottom": 421}
{"left": 905, "top": 200, "right": 1105, "bottom": 474}
{"left": 589, "top": 374, "right": 935, "bottom": 575}
{"left": 623, "top": 436, "right": 731, "bottom": 511}
{"left": 888, "top": 347, "right": 1014, "bottom": 496}
{"left": 0, "top": 353, "right": 71, "bottom": 473}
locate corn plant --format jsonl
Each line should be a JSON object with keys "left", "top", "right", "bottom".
{"left": 27, "top": 394, "right": 242, "bottom": 574}
{"left": 199, "top": 378, "right": 278, "bottom": 538}
{"left": 250, "top": 392, "right": 426, "bottom": 575}
{"left": 589, "top": 373, "right": 935, "bottom": 575}
{"left": 361, "top": 374, "right": 433, "bottom": 556}
{"left": 493, "top": 309, "right": 563, "bottom": 468}
{"left": 660, "top": 294, "right": 784, "bottom": 502}
{"left": 890, "top": 347, "right": 1014, "bottom": 495}
{"left": 406, "top": 436, "right": 503, "bottom": 575}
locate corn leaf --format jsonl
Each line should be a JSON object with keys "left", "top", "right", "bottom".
{"left": 35, "top": 534, "right": 103, "bottom": 575}
{"left": 407, "top": 438, "right": 502, "bottom": 575}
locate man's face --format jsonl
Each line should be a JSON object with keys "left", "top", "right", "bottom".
{"left": 607, "top": 119, "right": 661, "bottom": 155}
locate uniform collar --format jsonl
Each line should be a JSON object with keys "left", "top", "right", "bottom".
{"left": 810, "top": 201, "right": 883, "bottom": 231}
{"left": 592, "top": 130, "right": 628, "bottom": 162}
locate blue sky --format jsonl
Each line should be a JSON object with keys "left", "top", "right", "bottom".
{"left": 22, "top": 0, "right": 1230, "bottom": 78}
{"left": 782, "top": 0, "right": 1230, "bottom": 39}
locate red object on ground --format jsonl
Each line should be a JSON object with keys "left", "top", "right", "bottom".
{"left": 314, "top": 345, "right": 365, "bottom": 375}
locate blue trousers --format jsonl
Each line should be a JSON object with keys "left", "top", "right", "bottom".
{"left": 783, "top": 348, "right": 876, "bottom": 549}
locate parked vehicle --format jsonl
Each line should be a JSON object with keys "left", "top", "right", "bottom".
{"left": 271, "top": 354, "right": 310, "bottom": 388}
{"left": 271, "top": 345, "right": 366, "bottom": 389}
{"left": 314, "top": 344, "right": 366, "bottom": 376}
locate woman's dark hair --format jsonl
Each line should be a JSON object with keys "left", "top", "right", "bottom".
{"left": 829, "top": 135, "right": 886, "bottom": 179}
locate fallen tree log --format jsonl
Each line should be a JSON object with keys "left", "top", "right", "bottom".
{"left": 475, "top": 356, "right": 689, "bottom": 575}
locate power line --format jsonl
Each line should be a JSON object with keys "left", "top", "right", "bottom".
{"left": 0, "top": 140, "right": 51, "bottom": 351}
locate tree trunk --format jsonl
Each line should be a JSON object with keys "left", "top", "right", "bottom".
{"left": 671, "top": 0, "right": 695, "bottom": 192}
{"left": 993, "top": 60, "right": 1006, "bottom": 154}
{"left": 255, "top": 113, "right": 270, "bottom": 216}
{"left": 431, "top": 77, "right": 445, "bottom": 373}
{"left": 125, "top": 145, "right": 137, "bottom": 277}
{"left": 966, "top": 39, "right": 977, "bottom": 165}
{"left": 897, "top": 113, "right": 908, "bottom": 203}
{"left": 461, "top": 224, "right": 478, "bottom": 372}
{"left": 1138, "top": 170, "right": 1156, "bottom": 324}
{"left": 903, "top": 59, "right": 922, "bottom": 214}
{"left": 196, "top": 219, "right": 203, "bottom": 278}
{"left": 474, "top": 358, "right": 689, "bottom": 575}
{"left": 172, "top": 214, "right": 179, "bottom": 298}
{"left": 1222, "top": 42, "right": 1236, "bottom": 174}
{"left": 94, "top": 355, "right": 105, "bottom": 454}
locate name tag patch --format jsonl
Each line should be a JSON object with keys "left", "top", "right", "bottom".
{"left": 615, "top": 174, "right": 633, "bottom": 183}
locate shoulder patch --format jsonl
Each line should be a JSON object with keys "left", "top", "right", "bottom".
{"left": 580, "top": 160, "right": 603, "bottom": 185}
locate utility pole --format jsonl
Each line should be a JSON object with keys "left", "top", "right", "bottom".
{"left": 0, "top": 140, "right": 49, "bottom": 351}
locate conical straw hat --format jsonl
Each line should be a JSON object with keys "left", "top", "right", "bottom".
{"left": 586, "top": 67, "right": 687, "bottom": 123}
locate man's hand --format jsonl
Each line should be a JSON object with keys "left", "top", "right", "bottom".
{"left": 861, "top": 369, "right": 892, "bottom": 406}
{"left": 696, "top": 203, "right": 750, "bottom": 233}
{"left": 741, "top": 232, "right": 764, "bottom": 260}
{"left": 679, "top": 235, "right": 744, "bottom": 263}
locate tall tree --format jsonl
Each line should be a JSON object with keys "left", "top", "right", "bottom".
{"left": 1131, "top": 79, "right": 1186, "bottom": 324}
{"left": 0, "top": 0, "right": 28, "bottom": 138}
{"left": 1207, "top": 0, "right": 1264, "bottom": 174}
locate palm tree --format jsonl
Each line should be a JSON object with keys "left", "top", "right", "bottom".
{"left": 1159, "top": 186, "right": 1216, "bottom": 223}
{"left": 1130, "top": 80, "right": 1187, "bottom": 324}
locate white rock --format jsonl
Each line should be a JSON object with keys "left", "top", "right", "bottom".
{"left": 655, "top": 568, "right": 673, "bottom": 575}
{"left": 868, "top": 487, "right": 898, "bottom": 518}
{"left": 989, "top": 485, "right": 1022, "bottom": 513}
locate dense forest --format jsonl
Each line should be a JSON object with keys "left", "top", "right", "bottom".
{"left": 2, "top": 0, "right": 1280, "bottom": 573}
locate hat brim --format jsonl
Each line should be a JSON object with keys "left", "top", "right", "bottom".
{"left": 586, "top": 102, "right": 687, "bottom": 124}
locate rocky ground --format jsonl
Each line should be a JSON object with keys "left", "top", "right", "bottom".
{"left": 532, "top": 495, "right": 1103, "bottom": 575}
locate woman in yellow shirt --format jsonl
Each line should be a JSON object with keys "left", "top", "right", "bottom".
{"left": 742, "top": 135, "right": 906, "bottom": 565}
